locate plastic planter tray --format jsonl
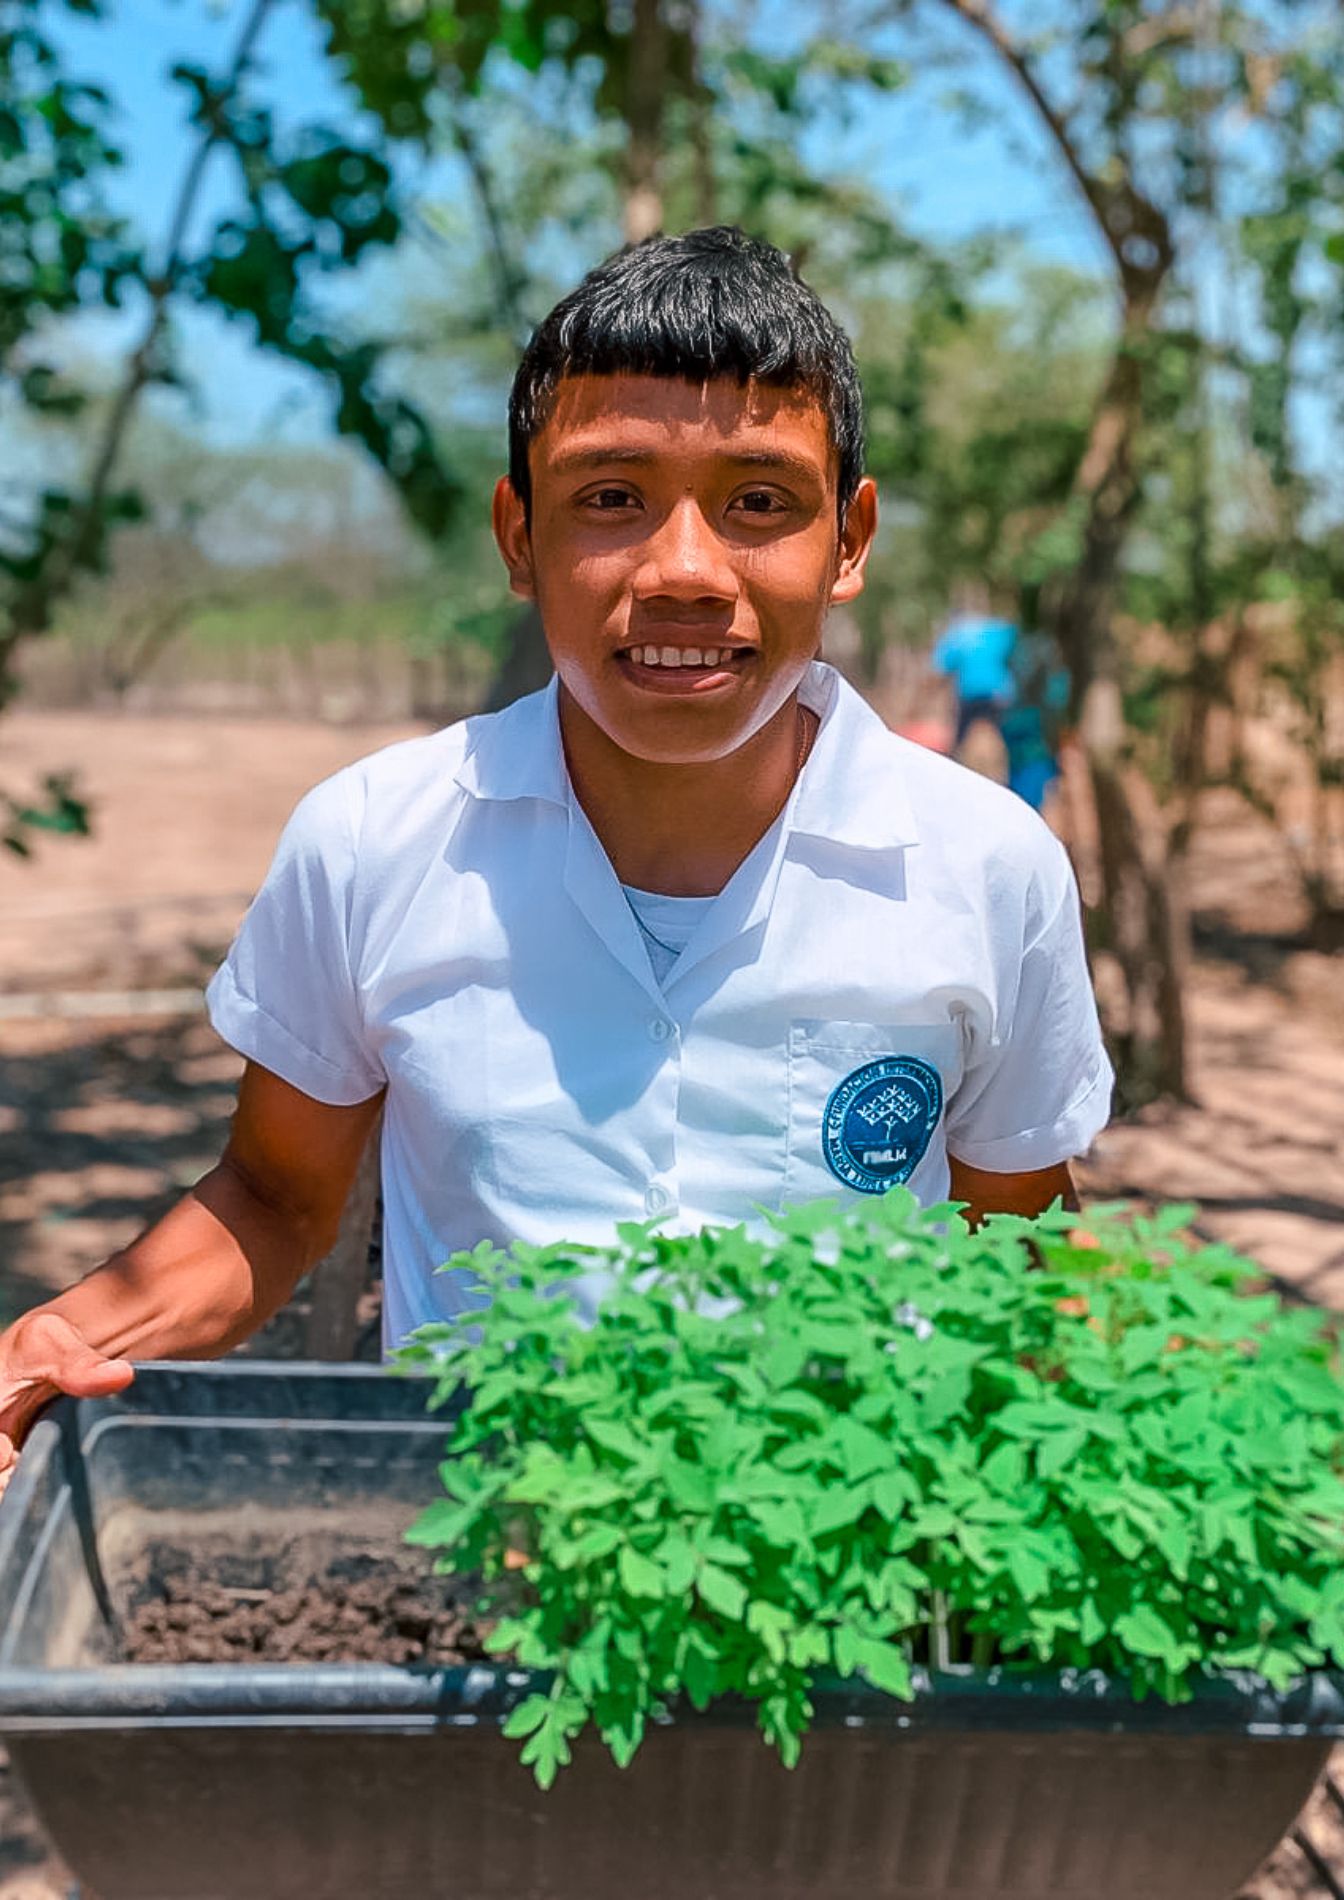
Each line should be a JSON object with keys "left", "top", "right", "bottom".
{"left": 0, "top": 1363, "right": 1341, "bottom": 1900}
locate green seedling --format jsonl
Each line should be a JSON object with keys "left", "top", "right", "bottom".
{"left": 396, "top": 1192, "right": 1344, "bottom": 1787}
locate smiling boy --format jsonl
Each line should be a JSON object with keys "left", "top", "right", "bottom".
{"left": 0, "top": 228, "right": 1112, "bottom": 1467}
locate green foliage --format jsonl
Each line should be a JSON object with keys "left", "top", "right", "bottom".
{"left": 182, "top": 91, "right": 462, "bottom": 543}
{"left": 855, "top": 258, "right": 1106, "bottom": 640}
{"left": 2, "top": 769, "right": 89, "bottom": 857}
{"left": 1, "top": 0, "right": 464, "bottom": 724}
{"left": 0, "top": 0, "right": 142, "bottom": 638}
{"left": 0, "top": 0, "right": 139, "bottom": 368}
{"left": 398, "top": 1193, "right": 1344, "bottom": 1785}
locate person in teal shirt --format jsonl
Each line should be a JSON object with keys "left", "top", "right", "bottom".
{"left": 931, "top": 612, "right": 1020, "bottom": 746}
{"left": 932, "top": 609, "right": 1066, "bottom": 812}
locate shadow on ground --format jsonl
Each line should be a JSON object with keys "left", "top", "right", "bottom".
{"left": 0, "top": 1015, "right": 239, "bottom": 1320}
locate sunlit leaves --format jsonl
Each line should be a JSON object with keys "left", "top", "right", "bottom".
{"left": 397, "top": 1190, "right": 1344, "bottom": 1785}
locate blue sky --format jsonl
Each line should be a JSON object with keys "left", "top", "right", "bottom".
{"left": 43, "top": 0, "right": 1110, "bottom": 446}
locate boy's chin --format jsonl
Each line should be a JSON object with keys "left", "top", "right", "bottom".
{"left": 582, "top": 701, "right": 785, "bottom": 771}
{"left": 557, "top": 661, "right": 807, "bottom": 767}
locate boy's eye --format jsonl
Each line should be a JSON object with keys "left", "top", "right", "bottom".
{"left": 733, "top": 489, "right": 788, "bottom": 516}
{"left": 583, "top": 487, "right": 640, "bottom": 511}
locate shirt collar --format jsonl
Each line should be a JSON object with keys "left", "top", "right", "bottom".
{"left": 454, "top": 661, "right": 920, "bottom": 851}
{"left": 453, "top": 676, "right": 570, "bottom": 808}
{"left": 789, "top": 662, "right": 920, "bottom": 851}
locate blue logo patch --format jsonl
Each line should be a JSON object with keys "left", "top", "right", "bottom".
{"left": 822, "top": 1056, "right": 944, "bottom": 1194}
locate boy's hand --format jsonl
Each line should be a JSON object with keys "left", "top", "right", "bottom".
{"left": 0, "top": 1312, "right": 134, "bottom": 1501}
{"left": 948, "top": 1155, "right": 1078, "bottom": 1228}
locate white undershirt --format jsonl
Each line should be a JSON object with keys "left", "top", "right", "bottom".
{"left": 622, "top": 884, "right": 717, "bottom": 984}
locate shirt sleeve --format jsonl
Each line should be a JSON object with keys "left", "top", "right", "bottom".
{"left": 945, "top": 834, "right": 1113, "bottom": 1171}
{"left": 205, "top": 772, "right": 385, "bottom": 1106}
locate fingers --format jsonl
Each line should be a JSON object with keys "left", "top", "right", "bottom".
{"left": 0, "top": 1345, "right": 134, "bottom": 1503}
{"left": 58, "top": 1347, "right": 135, "bottom": 1400}
{"left": 0, "top": 1315, "right": 137, "bottom": 1461}
{"left": 7, "top": 1313, "right": 135, "bottom": 1400}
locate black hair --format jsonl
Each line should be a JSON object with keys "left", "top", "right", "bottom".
{"left": 508, "top": 226, "right": 865, "bottom": 524}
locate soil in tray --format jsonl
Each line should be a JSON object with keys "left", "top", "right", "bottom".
{"left": 120, "top": 1540, "right": 497, "bottom": 1666}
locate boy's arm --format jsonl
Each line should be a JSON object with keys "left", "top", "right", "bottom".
{"left": 948, "top": 1154, "right": 1078, "bottom": 1228}
{"left": 0, "top": 1061, "right": 383, "bottom": 1492}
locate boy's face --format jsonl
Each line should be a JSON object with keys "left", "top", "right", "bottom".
{"left": 493, "top": 374, "right": 877, "bottom": 765}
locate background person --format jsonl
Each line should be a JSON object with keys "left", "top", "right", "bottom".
{"left": 930, "top": 583, "right": 1019, "bottom": 749}
{"left": 931, "top": 589, "right": 1066, "bottom": 813}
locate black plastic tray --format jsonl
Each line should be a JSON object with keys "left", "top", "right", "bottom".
{"left": 0, "top": 1361, "right": 1336, "bottom": 1900}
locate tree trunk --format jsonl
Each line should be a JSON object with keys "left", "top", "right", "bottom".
{"left": 686, "top": 0, "right": 717, "bottom": 226}
{"left": 1054, "top": 286, "right": 1193, "bottom": 1104}
{"left": 306, "top": 1116, "right": 381, "bottom": 1361}
{"left": 930, "top": 0, "right": 1191, "bottom": 1104}
{"left": 1054, "top": 293, "right": 1155, "bottom": 711}
{"left": 1085, "top": 746, "right": 1190, "bottom": 1107}
{"left": 623, "top": 0, "right": 667, "bottom": 242}
{"left": 483, "top": 604, "right": 552, "bottom": 713}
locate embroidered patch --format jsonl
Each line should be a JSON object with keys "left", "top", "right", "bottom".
{"left": 822, "top": 1055, "right": 944, "bottom": 1194}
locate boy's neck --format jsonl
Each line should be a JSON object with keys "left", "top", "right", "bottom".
{"left": 558, "top": 688, "right": 818, "bottom": 897}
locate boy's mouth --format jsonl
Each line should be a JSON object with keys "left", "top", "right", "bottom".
{"left": 614, "top": 643, "right": 753, "bottom": 692}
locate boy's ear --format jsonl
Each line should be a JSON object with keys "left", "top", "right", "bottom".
{"left": 492, "top": 476, "right": 535, "bottom": 599}
{"left": 829, "top": 476, "right": 878, "bottom": 607}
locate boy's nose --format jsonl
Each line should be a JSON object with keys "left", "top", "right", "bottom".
{"left": 632, "top": 498, "right": 737, "bottom": 604}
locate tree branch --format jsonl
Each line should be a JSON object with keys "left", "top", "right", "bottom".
{"left": 931, "top": 0, "right": 1171, "bottom": 296}
{"left": 933, "top": 0, "right": 1131, "bottom": 279}
{"left": 445, "top": 94, "right": 530, "bottom": 348}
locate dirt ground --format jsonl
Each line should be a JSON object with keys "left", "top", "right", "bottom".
{"left": 0, "top": 707, "right": 1341, "bottom": 1898}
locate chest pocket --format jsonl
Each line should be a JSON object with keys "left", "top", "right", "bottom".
{"left": 782, "top": 1019, "right": 962, "bottom": 1207}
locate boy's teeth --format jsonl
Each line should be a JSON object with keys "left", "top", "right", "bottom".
{"left": 629, "top": 644, "right": 731, "bottom": 668}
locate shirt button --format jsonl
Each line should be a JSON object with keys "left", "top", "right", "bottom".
{"left": 647, "top": 1016, "right": 673, "bottom": 1043}
{"left": 644, "top": 1183, "right": 673, "bottom": 1216}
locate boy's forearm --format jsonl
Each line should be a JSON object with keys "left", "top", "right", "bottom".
{"left": 10, "top": 1160, "right": 329, "bottom": 1364}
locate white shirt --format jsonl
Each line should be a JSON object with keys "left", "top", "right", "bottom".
{"left": 206, "top": 662, "right": 1113, "bottom": 1348}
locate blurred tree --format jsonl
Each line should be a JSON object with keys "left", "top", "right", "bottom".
{"left": 1, "top": 0, "right": 138, "bottom": 847}
{"left": 909, "top": 0, "right": 1181, "bottom": 1103}
{"left": 870, "top": 0, "right": 1344, "bottom": 1103}
{"left": 1229, "top": 33, "right": 1344, "bottom": 944}
{"left": 1103, "top": 15, "right": 1344, "bottom": 950}
{"left": 854, "top": 257, "right": 1106, "bottom": 669}
{"left": 0, "top": 0, "right": 462, "bottom": 850}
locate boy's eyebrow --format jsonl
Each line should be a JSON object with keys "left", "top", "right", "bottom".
{"left": 548, "top": 447, "right": 662, "bottom": 471}
{"left": 548, "top": 445, "right": 827, "bottom": 484}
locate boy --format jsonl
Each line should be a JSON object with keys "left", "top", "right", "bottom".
{"left": 0, "top": 228, "right": 1112, "bottom": 1482}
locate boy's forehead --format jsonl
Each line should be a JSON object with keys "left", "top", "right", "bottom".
{"left": 532, "top": 372, "right": 835, "bottom": 475}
